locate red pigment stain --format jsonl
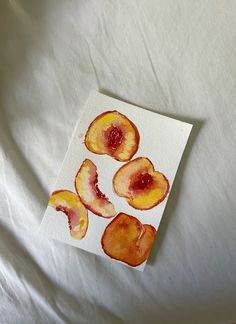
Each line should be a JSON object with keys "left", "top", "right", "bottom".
{"left": 131, "top": 173, "right": 153, "bottom": 191}
{"left": 89, "top": 172, "right": 106, "bottom": 199}
{"left": 106, "top": 126, "right": 123, "bottom": 150}
{"left": 94, "top": 181, "right": 106, "bottom": 199}
{"left": 56, "top": 205, "right": 75, "bottom": 230}
{"left": 118, "top": 219, "right": 129, "bottom": 230}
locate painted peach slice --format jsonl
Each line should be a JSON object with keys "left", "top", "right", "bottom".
{"left": 49, "top": 190, "right": 88, "bottom": 240}
{"left": 101, "top": 213, "right": 156, "bottom": 267}
{"left": 113, "top": 157, "right": 169, "bottom": 210}
{"left": 75, "top": 159, "right": 116, "bottom": 218}
{"left": 84, "top": 111, "right": 140, "bottom": 161}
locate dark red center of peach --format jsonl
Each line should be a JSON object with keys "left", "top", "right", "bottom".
{"left": 131, "top": 173, "right": 153, "bottom": 191}
{"left": 56, "top": 205, "right": 74, "bottom": 230}
{"left": 94, "top": 183, "right": 106, "bottom": 198}
{"left": 106, "top": 126, "right": 123, "bottom": 150}
{"left": 92, "top": 177, "right": 106, "bottom": 199}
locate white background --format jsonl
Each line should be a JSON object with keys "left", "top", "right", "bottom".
{"left": 0, "top": 0, "right": 236, "bottom": 323}
{"left": 40, "top": 91, "right": 192, "bottom": 271}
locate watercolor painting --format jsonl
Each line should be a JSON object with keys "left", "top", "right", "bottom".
{"left": 101, "top": 213, "right": 156, "bottom": 267}
{"left": 75, "top": 159, "right": 116, "bottom": 218}
{"left": 47, "top": 112, "right": 167, "bottom": 264}
{"left": 85, "top": 111, "right": 140, "bottom": 161}
{"left": 40, "top": 91, "right": 192, "bottom": 271}
{"left": 113, "top": 157, "right": 169, "bottom": 210}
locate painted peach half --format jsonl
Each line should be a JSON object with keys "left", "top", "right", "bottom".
{"left": 84, "top": 111, "right": 140, "bottom": 161}
{"left": 75, "top": 159, "right": 116, "bottom": 218}
{"left": 113, "top": 157, "right": 169, "bottom": 210}
{"left": 49, "top": 190, "right": 88, "bottom": 240}
{"left": 101, "top": 213, "right": 156, "bottom": 267}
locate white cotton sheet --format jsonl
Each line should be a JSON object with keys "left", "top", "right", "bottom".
{"left": 0, "top": 1, "right": 236, "bottom": 323}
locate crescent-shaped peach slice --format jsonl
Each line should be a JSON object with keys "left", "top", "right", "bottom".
{"left": 101, "top": 213, "right": 156, "bottom": 267}
{"left": 75, "top": 159, "right": 116, "bottom": 218}
{"left": 113, "top": 157, "right": 169, "bottom": 210}
{"left": 49, "top": 190, "right": 88, "bottom": 240}
{"left": 84, "top": 111, "right": 140, "bottom": 161}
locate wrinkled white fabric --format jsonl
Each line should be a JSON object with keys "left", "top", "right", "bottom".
{"left": 0, "top": 1, "right": 236, "bottom": 323}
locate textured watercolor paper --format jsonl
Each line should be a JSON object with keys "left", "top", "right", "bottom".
{"left": 40, "top": 91, "right": 192, "bottom": 271}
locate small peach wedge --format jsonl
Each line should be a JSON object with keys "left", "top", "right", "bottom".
{"left": 49, "top": 190, "right": 88, "bottom": 240}
{"left": 75, "top": 159, "right": 116, "bottom": 218}
{"left": 84, "top": 111, "right": 140, "bottom": 161}
{"left": 113, "top": 157, "right": 169, "bottom": 210}
{"left": 101, "top": 213, "right": 156, "bottom": 267}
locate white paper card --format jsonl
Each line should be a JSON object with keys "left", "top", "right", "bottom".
{"left": 40, "top": 91, "right": 192, "bottom": 271}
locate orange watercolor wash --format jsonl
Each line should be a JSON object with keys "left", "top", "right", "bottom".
{"left": 84, "top": 111, "right": 140, "bottom": 161}
{"left": 75, "top": 159, "right": 116, "bottom": 218}
{"left": 101, "top": 213, "right": 156, "bottom": 267}
{"left": 49, "top": 190, "right": 88, "bottom": 240}
{"left": 113, "top": 157, "right": 169, "bottom": 210}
